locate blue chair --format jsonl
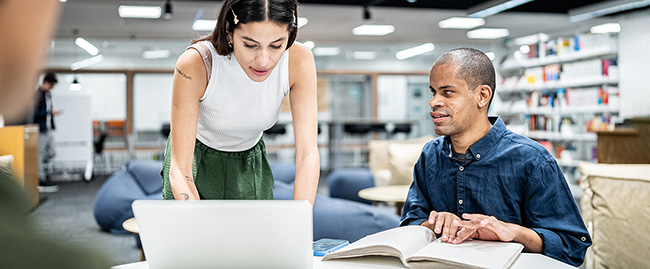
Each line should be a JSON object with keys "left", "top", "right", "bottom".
{"left": 273, "top": 180, "right": 398, "bottom": 242}
{"left": 327, "top": 168, "right": 375, "bottom": 204}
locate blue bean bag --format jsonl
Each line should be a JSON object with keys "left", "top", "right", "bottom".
{"left": 93, "top": 160, "right": 163, "bottom": 234}
{"left": 93, "top": 160, "right": 399, "bottom": 242}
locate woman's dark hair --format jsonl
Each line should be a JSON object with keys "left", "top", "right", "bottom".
{"left": 193, "top": 0, "right": 299, "bottom": 56}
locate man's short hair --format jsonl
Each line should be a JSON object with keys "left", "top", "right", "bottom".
{"left": 43, "top": 72, "right": 58, "bottom": 84}
{"left": 434, "top": 48, "right": 496, "bottom": 108}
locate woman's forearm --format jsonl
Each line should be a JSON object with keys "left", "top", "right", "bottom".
{"left": 293, "top": 149, "right": 320, "bottom": 205}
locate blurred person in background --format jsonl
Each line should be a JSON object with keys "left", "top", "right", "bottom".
{"left": 33, "top": 71, "right": 61, "bottom": 193}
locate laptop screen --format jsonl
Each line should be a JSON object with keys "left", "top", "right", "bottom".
{"left": 132, "top": 200, "right": 313, "bottom": 269}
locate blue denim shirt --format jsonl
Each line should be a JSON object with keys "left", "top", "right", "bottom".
{"left": 400, "top": 116, "right": 591, "bottom": 266}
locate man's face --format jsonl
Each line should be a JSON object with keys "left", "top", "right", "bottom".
{"left": 42, "top": 81, "right": 55, "bottom": 92}
{"left": 428, "top": 62, "right": 482, "bottom": 137}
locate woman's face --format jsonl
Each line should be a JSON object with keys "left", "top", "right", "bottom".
{"left": 229, "top": 21, "right": 289, "bottom": 82}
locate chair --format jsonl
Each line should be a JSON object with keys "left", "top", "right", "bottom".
{"left": 579, "top": 162, "right": 650, "bottom": 269}
{"left": 93, "top": 132, "right": 109, "bottom": 176}
{"left": 327, "top": 168, "right": 374, "bottom": 204}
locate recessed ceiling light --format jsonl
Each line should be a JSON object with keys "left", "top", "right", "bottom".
{"left": 118, "top": 5, "right": 162, "bottom": 19}
{"left": 143, "top": 49, "right": 171, "bottom": 59}
{"left": 438, "top": 17, "right": 485, "bottom": 29}
{"left": 75, "top": 37, "right": 99, "bottom": 56}
{"left": 590, "top": 23, "right": 621, "bottom": 34}
{"left": 352, "top": 25, "right": 395, "bottom": 36}
{"left": 298, "top": 17, "right": 308, "bottom": 28}
{"left": 193, "top": 19, "right": 216, "bottom": 31}
{"left": 395, "top": 43, "right": 434, "bottom": 60}
{"left": 313, "top": 47, "right": 341, "bottom": 56}
{"left": 467, "top": 28, "right": 510, "bottom": 39}
{"left": 351, "top": 51, "right": 377, "bottom": 60}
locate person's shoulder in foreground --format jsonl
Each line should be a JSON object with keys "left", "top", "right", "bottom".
{"left": 0, "top": 173, "right": 111, "bottom": 268}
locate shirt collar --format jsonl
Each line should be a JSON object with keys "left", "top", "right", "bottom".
{"left": 442, "top": 116, "right": 506, "bottom": 161}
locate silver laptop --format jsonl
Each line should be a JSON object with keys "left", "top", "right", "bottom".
{"left": 132, "top": 200, "right": 313, "bottom": 269}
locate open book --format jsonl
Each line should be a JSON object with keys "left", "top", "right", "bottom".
{"left": 322, "top": 226, "right": 524, "bottom": 269}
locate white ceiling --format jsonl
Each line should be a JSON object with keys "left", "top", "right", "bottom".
{"left": 46, "top": 0, "right": 618, "bottom": 71}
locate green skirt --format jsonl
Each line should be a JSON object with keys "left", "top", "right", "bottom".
{"left": 161, "top": 137, "right": 274, "bottom": 200}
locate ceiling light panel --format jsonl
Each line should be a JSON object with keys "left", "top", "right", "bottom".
{"left": 466, "top": 28, "right": 510, "bottom": 39}
{"left": 75, "top": 37, "right": 99, "bottom": 56}
{"left": 313, "top": 47, "right": 341, "bottom": 56}
{"left": 143, "top": 49, "right": 171, "bottom": 59}
{"left": 351, "top": 51, "right": 377, "bottom": 60}
{"left": 438, "top": 17, "right": 485, "bottom": 29}
{"left": 395, "top": 43, "right": 435, "bottom": 60}
{"left": 118, "top": 5, "right": 162, "bottom": 19}
{"left": 352, "top": 25, "right": 395, "bottom": 36}
{"left": 590, "top": 23, "right": 621, "bottom": 34}
{"left": 193, "top": 19, "right": 216, "bottom": 31}
{"left": 71, "top": 55, "right": 104, "bottom": 70}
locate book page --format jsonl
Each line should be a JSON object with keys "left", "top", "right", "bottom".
{"left": 406, "top": 239, "right": 524, "bottom": 269}
{"left": 323, "top": 226, "right": 435, "bottom": 266}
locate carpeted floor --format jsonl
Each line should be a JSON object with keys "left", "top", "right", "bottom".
{"left": 29, "top": 176, "right": 141, "bottom": 267}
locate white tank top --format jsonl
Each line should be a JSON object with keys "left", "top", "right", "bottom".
{"left": 194, "top": 41, "right": 290, "bottom": 152}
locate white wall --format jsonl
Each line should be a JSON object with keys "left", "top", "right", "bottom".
{"left": 619, "top": 15, "right": 650, "bottom": 119}
{"left": 54, "top": 73, "right": 127, "bottom": 120}
{"left": 134, "top": 74, "right": 173, "bottom": 132}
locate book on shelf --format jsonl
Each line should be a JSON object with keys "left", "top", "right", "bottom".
{"left": 322, "top": 226, "right": 524, "bottom": 269}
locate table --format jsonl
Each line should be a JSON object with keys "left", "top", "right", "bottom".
{"left": 122, "top": 217, "right": 145, "bottom": 261}
{"left": 358, "top": 185, "right": 410, "bottom": 215}
{"left": 112, "top": 253, "right": 576, "bottom": 269}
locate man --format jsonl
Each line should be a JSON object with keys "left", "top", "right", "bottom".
{"left": 33, "top": 72, "right": 60, "bottom": 192}
{"left": 400, "top": 48, "right": 591, "bottom": 266}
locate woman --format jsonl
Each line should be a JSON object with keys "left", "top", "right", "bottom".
{"left": 162, "top": 0, "right": 319, "bottom": 205}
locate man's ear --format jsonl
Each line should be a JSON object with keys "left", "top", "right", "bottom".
{"left": 477, "top": 85, "right": 492, "bottom": 109}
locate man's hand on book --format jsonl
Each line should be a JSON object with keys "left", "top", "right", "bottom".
{"left": 420, "top": 210, "right": 463, "bottom": 243}
{"left": 454, "top": 213, "right": 517, "bottom": 244}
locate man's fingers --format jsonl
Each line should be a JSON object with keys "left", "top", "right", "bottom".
{"left": 428, "top": 211, "right": 438, "bottom": 225}
{"left": 448, "top": 219, "right": 461, "bottom": 242}
{"left": 454, "top": 226, "right": 475, "bottom": 244}
{"left": 462, "top": 213, "right": 486, "bottom": 221}
{"left": 441, "top": 214, "right": 459, "bottom": 242}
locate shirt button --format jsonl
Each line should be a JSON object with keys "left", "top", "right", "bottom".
{"left": 458, "top": 199, "right": 463, "bottom": 205}
{"left": 581, "top": 237, "right": 586, "bottom": 242}
{"left": 476, "top": 154, "right": 481, "bottom": 159}
{"left": 459, "top": 166, "right": 464, "bottom": 171}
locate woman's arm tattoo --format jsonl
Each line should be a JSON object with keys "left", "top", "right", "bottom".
{"left": 176, "top": 67, "right": 192, "bottom": 80}
{"left": 179, "top": 193, "right": 189, "bottom": 200}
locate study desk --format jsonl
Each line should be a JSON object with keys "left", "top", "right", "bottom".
{"left": 112, "top": 253, "right": 575, "bottom": 269}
